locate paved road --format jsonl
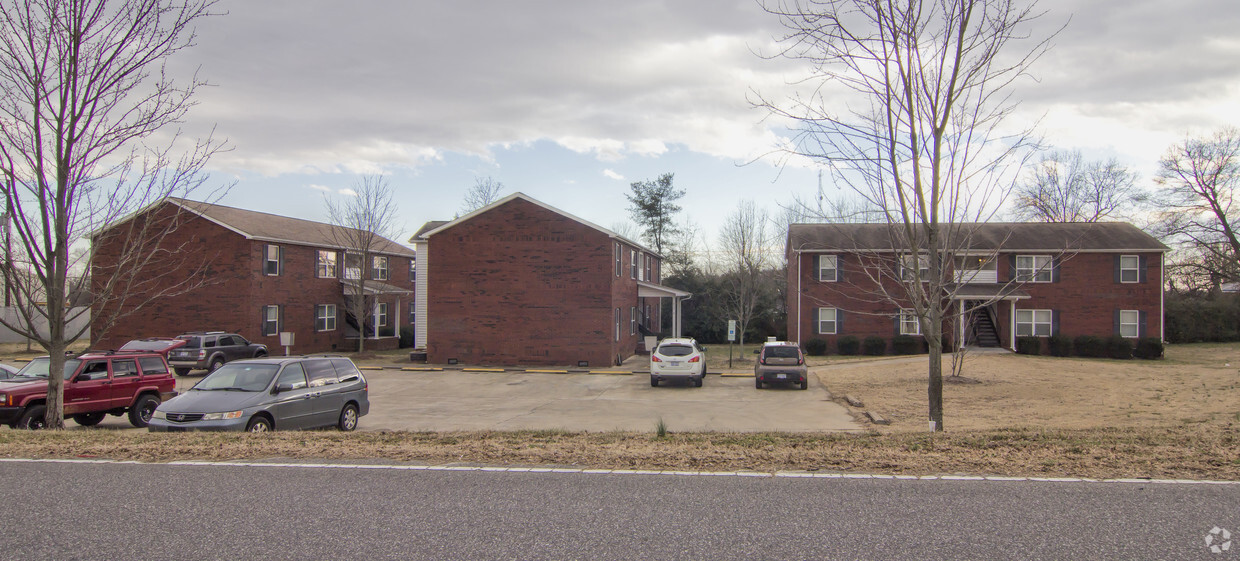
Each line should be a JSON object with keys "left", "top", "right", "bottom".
{"left": 54, "top": 369, "right": 862, "bottom": 433}
{"left": 2, "top": 460, "right": 1235, "bottom": 560}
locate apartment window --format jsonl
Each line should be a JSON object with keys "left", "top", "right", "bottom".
{"left": 262, "top": 305, "right": 281, "bottom": 336}
{"left": 818, "top": 255, "right": 838, "bottom": 282}
{"left": 900, "top": 254, "right": 929, "bottom": 281}
{"left": 1015, "top": 309, "right": 1053, "bottom": 337}
{"left": 373, "top": 256, "right": 389, "bottom": 281}
{"left": 316, "top": 250, "right": 337, "bottom": 278}
{"left": 409, "top": 258, "right": 417, "bottom": 281}
{"left": 630, "top": 306, "right": 637, "bottom": 335}
{"left": 316, "top": 304, "right": 337, "bottom": 332}
{"left": 614, "top": 243, "right": 622, "bottom": 277}
{"left": 344, "top": 253, "right": 362, "bottom": 280}
{"left": 630, "top": 250, "right": 637, "bottom": 279}
{"left": 264, "top": 245, "right": 282, "bottom": 276}
{"left": 1119, "top": 255, "right": 1140, "bottom": 283}
{"left": 376, "top": 303, "right": 388, "bottom": 327}
{"left": 899, "top": 309, "right": 921, "bottom": 335}
{"left": 408, "top": 302, "right": 416, "bottom": 325}
{"left": 615, "top": 308, "right": 620, "bottom": 341}
{"left": 1119, "top": 310, "right": 1140, "bottom": 338}
{"left": 817, "top": 307, "right": 837, "bottom": 335}
{"left": 645, "top": 256, "right": 652, "bottom": 282}
{"left": 1016, "top": 255, "right": 1052, "bottom": 282}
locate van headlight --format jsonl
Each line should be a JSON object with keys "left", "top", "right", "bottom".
{"left": 152, "top": 410, "right": 166, "bottom": 420}
{"left": 202, "top": 410, "right": 244, "bottom": 420}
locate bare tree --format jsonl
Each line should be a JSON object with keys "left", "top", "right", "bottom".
{"left": 757, "top": 0, "right": 1056, "bottom": 431}
{"left": 325, "top": 175, "right": 401, "bottom": 353}
{"left": 1152, "top": 127, "right": 1240, "bottom": 286}
{"left": 461, "top": 176, "right": 505, "bottom": 214}
{"left": 717, "top": 201, "right": 777, "bottom": 347}
{"left": 1012, "top": 149, "right": 1142, "bottom": 222}
{"left": 0, "top": 0, "right": 224, "bottom": 429}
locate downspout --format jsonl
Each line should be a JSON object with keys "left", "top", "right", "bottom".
{"left": 796, "top": 249, "right": 802, "bottom": 344}
{"left": 1160, "top": 251, "right": 1165, "bottom": 342}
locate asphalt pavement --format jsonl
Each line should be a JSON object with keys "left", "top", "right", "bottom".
{"left": 4, "top": 459, "right": 1235, "bottom": 560}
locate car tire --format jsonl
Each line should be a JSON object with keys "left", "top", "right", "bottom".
{"left": 800, "top": 379, "right": 808, "bottom": 390}
{"left": 128, "top": 395, "right": 159, "bottom": 428}
{"left": 173, "top": 368, "right": 190, "bottom": 376}
{"left": 755, "top": 377, "right": 762, "bottom": 389}
{"left": 246, "top": 416, "right": 272, "bottom": 432}
{"left": 650, "top": 377, "right": 658, "bottom": 387}
{"left": 17, "top": 405, "right": 47, "bottom": 430}
{"left": 72, "top": 412, "right": 106, "bottom": 427}
{"left": 208, "top": 357, "right": 225, "bottom": 373}
{"left": 254, "top": 351, "right": 267, "bottom": 358}
{"left": 694, "top": 376, "right": 703, "bottom": 387}
{"left": 338, "top": 403, "right": 359, "bottom": 431}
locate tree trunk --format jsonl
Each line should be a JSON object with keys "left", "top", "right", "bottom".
{"left": 926, "top": 306, "right": 944, "bottom": 432}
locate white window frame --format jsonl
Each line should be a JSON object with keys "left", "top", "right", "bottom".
{"left": 316, "top": 250, "right": 337, "bottom": 278}
{"left": 1016, "top": 255, "right": 1052, "bottom": 283}
{"left": 899, "top": 309, "right": 921, "bottom": 335}
{"left": 630, "top": 306, "right": 636, "bottom": 335}
{"left": 409, "top": 259, "right": 417, "bottom": 281}
{"left": 373, "top": 256, "right": 389, "bottom": 281}
{"left": 615, "top": 308, "right": 620, "bottom": 341}
{"left": 263, "top": 305, "right": 280, "bottom": 336}
{"left": 376, "top": 302, "right": 388, "bottom": 327}
{"left": 1015, "top": 309, "right": 1053, "bottom": 337}
{"left": 344, "top": 252, "right": 362, "bottom": 280}
{"left": 1119, "top": 255, "right": 1139, "bottom": 283}
{"left": 818, "top": 255, "right": 838, "bottom": 282}
{"left": 817, "top": 307, "right": 837, "bottom": 335}
{"left": 630, "top": 250, "right": 637, "bottom": 279}
{"left": 1119, "top": 309, "right": 1139, "bottom": 338}
{"left": 615, "top": 243, "right": 622, "bottom": 277}
{"left": 408, "top": 302, "right": 416, "bottom": 325}
{"left": 316, "top": 304, "right": 337, "bottom": 332}
{"left": 900, "top": 254, "right": 929, "bottom": 281}
{"left": 264, "top": 245, "right": 281, "bottom": 276}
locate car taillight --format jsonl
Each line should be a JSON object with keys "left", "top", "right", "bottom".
{"left": 197, "top": 350, "right": 206, "bottom": 359}
{"left": 651, "top": 356, "right": 662, "bottom": 362}
{"left": 798, "top": 357, "right": 804, "bottom": 365}
{"left": 759, "top": 357, "right": 766, "bottom": 365}
{"left": 688, "top": 356, "right": 700, "bottom": 363}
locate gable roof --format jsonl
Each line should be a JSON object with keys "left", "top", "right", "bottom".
{"left": 168, "top": 198, "right": 416, "bottom": 258}
{"left": 788, "top": 222, "right": 1168, "bottom": 253}
{"left": 411, "top": 192, "right": 658, "bottom": 255}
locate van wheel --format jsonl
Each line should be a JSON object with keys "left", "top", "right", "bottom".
{"left": 73, "top": 412, "right": 106, "bottom": 426}
{"left": 128, "top": 395, "right": 159, "bottom": 428}
{"left": 338, "top": 404, "right": 359, "bottom": 431}
{"left": 17, "top": 405, "right": 47, "bottom": 430}
{"left": 247, "top": 416, "right": 272, "bottom": 432}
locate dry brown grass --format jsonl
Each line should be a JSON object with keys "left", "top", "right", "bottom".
{"left": 1, "top": 425, "right": 1236, "bottom": 480}
{"left": 818, "top": 343, "right": 1240, "bottom": 433}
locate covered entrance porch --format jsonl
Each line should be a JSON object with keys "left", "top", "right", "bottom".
{"left": 949, "top": 285, "right": 1030, "bottom": 351}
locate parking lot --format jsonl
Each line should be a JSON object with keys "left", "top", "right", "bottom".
{"left": 15, "top": 367, "right": 862, "bottom": 433}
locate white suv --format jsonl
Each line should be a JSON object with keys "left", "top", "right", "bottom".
{"left": 650, "top": 337, "right": 706, "bottom": 387}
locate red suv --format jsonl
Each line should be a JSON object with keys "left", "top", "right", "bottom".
{"left": 0, "top": 351, "right": 178, "bottom": 429}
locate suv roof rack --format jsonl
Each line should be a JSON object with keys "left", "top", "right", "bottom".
{"left": 180, "top": 331, "right": 226, "bottom": 335}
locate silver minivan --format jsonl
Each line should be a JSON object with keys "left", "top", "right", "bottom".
{"left": 148, "top": 356, "right": 369, "bottom": 432}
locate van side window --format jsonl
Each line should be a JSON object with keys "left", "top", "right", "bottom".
{"left": 330, "top": 359, "right": 362, "bottom": 383}
{"left": 304, "top": 359, "right": 337, "bottom": 387}
{"left": 276, "top": 363, "right": 308, "bottom": 390}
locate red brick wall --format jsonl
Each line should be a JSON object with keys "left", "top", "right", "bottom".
{"left": 788, "top": 249, "right": 1164, "bottom": 351}
{"left": 427, "top": 198, "right": 618, "bottom": 366}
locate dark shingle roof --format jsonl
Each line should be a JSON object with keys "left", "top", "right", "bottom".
{"left": 409, "top": 221, "right": 449, "bottom": 242}
{"left": 169, "top": 198, "right": 415, "bottom": 258}
{"left": 788, "top": 222, "right": 1168, "bottom": 252}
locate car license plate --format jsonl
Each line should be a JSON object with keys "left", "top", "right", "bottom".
{"left": 671, "top": 361, "right": 681, "bottom": 366}
{"left": 777, "top": 373, "right": 786, "bottom": 379}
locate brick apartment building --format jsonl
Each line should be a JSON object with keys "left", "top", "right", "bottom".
{"left": 91, "top": 198, "right": 416, "bottom": 353}
{"left": 786, "top": 222, "right": 1168, "bottom": 351}
{"left": 410, "top": 193, "right": 690, "bottom": 366}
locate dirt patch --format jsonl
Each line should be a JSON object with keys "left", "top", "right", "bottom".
{"left": 1, "top": 425, "right": 1236, "bottom": 480}
{"left": 818, "top": 343, "right": 1240, "bottom": 432}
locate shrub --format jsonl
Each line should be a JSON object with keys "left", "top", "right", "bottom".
{"left": 1134, "top": 337, "right": 1165, "bottom": 360}
{"left": 1105, "top": 336, "right": 1133, "bottom": 359}
{"left": 804, "top": 338, "right": 828, "bottom": 356}
{"left": 1073, "top": 335, "right": 1106, "bottom": 358}
{"left": 891, "top": 335, "right": 922, "bottom": 355}
{"left": 399, "top": 326, "right": 416, "bottom": 348}
{"left": 862, "top": 336, "right": 887, "bottom": 356}
{"left": 837, "top": 335, "right": 861, "bottom": 356}
{"left": 1048, "top": 333, "right": 1072, "bottom": 357}
{"left": 1015, "top": 336, "right": 1042, "bottom": 355}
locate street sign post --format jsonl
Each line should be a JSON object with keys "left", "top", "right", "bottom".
{"left": 727, "top": 320, "right": 736, "bottom": 368}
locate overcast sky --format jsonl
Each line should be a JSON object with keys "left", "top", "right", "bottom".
{"left": 170, "top": 0, "right": 1240, "bottom": 248}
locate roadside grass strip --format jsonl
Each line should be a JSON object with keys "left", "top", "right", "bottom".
{"left": 3, "top": 457, "right": 1238, "bottom": 485}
